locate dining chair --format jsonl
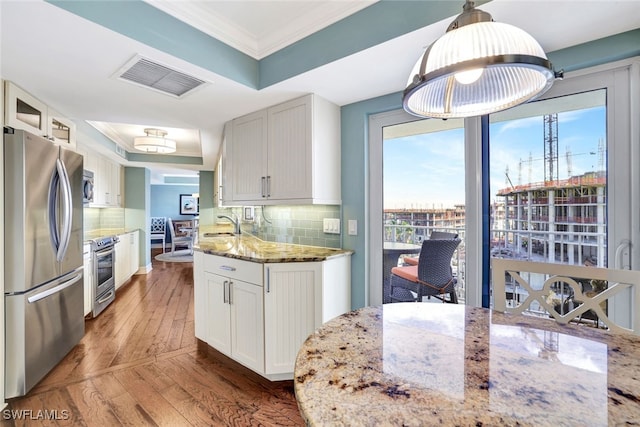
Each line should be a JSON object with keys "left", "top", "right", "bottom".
{"left": 168, "top": 218, "right": 193, "bottom": 255}
{"left": 492, "top": 258, "right": 640, "bottom": 335}
{"left": 389, "top": 238, "right": 461, "bottom": 303}
{"left": 150, "top": 217, "right": 167, "bottom": 253}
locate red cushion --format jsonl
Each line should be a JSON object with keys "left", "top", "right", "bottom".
{"left": 403, "top": 256, "right": 418, "bottom": 266}
{"left": 391, "top": 265, "right": 418, "bottom": 282}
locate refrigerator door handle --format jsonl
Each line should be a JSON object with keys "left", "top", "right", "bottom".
{"left": 48, "top": 163, "right": 61, "bottom": 255}
{"left": 57, "top": 158, "right": 72, "bottom": 261}
{"left": 48, "top": 158, "right": 72, "bottom": 261}
{"left": 27, "top": 269, "right": 83, "bottom": 303}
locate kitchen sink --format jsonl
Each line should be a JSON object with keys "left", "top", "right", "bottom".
{"left": 201, "top": 235, "right": 235, "bottom": 251}
{"left": 203, "top": 232, "right": 235, "bottom": 237}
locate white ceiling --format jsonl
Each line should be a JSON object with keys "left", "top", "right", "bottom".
{"left": 1, "top": 1, "right": 639, "bottom": 184}
{"left": 146, "top": 0, "right": 377, "bottom": 59}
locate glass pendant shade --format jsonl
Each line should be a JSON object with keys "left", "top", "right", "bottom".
{"left": 134, "top": 128, "right": 176, "bottom": 154}
{"left": 403, "top": 3, "right": 561, "bottom": 119}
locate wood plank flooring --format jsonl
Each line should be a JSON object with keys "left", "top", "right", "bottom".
{"left": 2, "top": 251, "right": 304, "bottom": 426}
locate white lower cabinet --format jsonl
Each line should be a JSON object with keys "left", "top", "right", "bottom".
{"left": 199, "top": 255, "right": 264, "bottom": 373}
{"left": 115, "top": 230, "right": 139, "bottom": 290}
{"left": 229, "top": 278, "right": 264, "bottom": 371}
{"left": 194, "top": 252, "right": 351, "bottom": 380}
{"left": 264, "top": 262, "right": 321, "bottom": 376}
{"left": 204, "top": 271, "right": 264, "bottom": 373}
{"left": 264, "top": 257, "right": 351, "bottom": 376}
{"left": 129, "top": 230, "right": 139, "bottom": 277}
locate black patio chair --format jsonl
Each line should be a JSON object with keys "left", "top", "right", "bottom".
{"left": 390, "top": 238, "right": 461, "bottom": 303}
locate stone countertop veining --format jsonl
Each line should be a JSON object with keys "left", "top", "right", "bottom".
{"left": 194, "top": 232, "right": 353, "bottom": 263}
{"left": 84, "top": 228, "right": 138, "bottom": 242}
{"left": 294, "top": 303, "right": 640, "bottom": 426}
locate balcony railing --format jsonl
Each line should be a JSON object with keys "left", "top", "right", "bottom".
{"left": 492, "top": 258, "right": 640, "bottom": 334}
{"left": 384, "top": 222, "right": 608, "bottom": 306}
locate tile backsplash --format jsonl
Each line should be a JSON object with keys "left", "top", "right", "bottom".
{"left": 216, "top": 205, "right": 342, "bottom": 248}
{"left": 84, "top": 207, "right": 125, "bottom": 232}
{"left": 86, "top": 204, "right": 343, "bottom": 248}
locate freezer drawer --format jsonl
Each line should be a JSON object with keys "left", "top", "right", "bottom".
{"left": 5, "top": 271, "right": 84, "bottom": 398}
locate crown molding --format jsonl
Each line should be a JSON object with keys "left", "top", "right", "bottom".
{"left": 145, "top": 1, "right": 375, "bottom": 59}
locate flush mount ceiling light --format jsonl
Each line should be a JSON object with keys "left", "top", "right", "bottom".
{"left": 403, "top": 0, "right": 563, "bottom": 119}
{"left": 134, "top": 128, "right": 176, "bottom": 154}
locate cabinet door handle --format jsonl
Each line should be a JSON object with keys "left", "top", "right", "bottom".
{"left": 267, "top": 176, "right": 271, "bottom": 197}
{"left": 223, "top": 280, "right": 228, "bottom": 304}
{"left": 261, "top": 176, "right": 266, "bottom": 198}
{"left": 220, "top": 265, "right": 236, "bottom": 272}
{"left": 266, "top": 267, "right": 270, "bottom": 293}
{"left": 228, "top": 281, "right": 233, "bottom": 304}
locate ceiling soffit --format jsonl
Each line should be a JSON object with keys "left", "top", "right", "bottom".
{"left": 145, "top": 0, "right": 377, "bottom": 60}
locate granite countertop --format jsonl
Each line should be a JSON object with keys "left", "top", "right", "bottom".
{"left": 84, "top": 228, "right": 138, "bottom": 242}
{"left": 294, "top": 303, "right": 640, "bottom": 426}
{"left": 194, "top": 230, "right": 353, "bottom": 263}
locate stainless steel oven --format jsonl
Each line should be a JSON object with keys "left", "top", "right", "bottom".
{"left": 90, "top": 235, "right": 118, "bottom": 317}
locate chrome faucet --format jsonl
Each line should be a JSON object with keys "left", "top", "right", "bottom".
{"left": 217, "top": 214, "right": 241, "bottom": 235}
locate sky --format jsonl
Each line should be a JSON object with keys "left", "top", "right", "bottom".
{"left": 383, "top": 105, "right": 606, "bottom": 209}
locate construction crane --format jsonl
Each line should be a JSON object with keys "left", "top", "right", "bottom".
{"left": 505, "top": 165, "right": 515, "bottom": 191}
{"left": 519, "top": 152, "right": 539, "bottom": 185}
{"left": 543, "top": 113, "right": 559, "bottom": 182}
{"left": 598, "top": 137, "right": 605, "bottom": 172}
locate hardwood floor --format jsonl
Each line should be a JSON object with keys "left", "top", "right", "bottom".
{"left": 2, "top": 251, "right": 304, "bottom": 426}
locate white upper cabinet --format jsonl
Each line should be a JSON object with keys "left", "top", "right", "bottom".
{"left": 267, "top": 97, "right": 313, "bottom": 201}
{"left": 230, "top": 110, "right": 268, "bottom": 202}
{"left": 5, "top": 81, "right": 47, "bottom": 136}
{"left": 217, "top": 122, "right": 230, "bottom": 206}
{"left": 76, "top": 141, "right": 122, "bottom": 208}
{"left": 4, "top": 81, "right": 76, "bottom": 149}
{"left": 47, "top": 108, "right": 77, "bottom": 150}
{"left": 226, "top": 94, "right": 341, "bottom": 205}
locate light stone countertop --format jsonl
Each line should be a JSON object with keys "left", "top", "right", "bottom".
{"left": 84, "top": 228, "right": 138, "bottom": 242}
{"left": 194, "top": 231, "right": 353, "bottom": 263}
{"left": 294, "top": 303, "right": 640, "bottom": 426}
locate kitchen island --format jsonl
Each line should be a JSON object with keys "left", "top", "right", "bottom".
{"left": 193, "top": 233, "right": 353, "bottom": 381}
{"left": 294, "top": 303, "right": 640, "bottom": 426}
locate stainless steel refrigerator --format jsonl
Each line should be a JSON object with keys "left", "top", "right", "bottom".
{"left": 4, "top": 128, "right": 85, "bottom": 398}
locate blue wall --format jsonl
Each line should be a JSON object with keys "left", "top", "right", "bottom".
{"left": 150, "top": 184, "right": 199, "bottom": 243}
{"left": 341, "top": 92, "right": 403, "bottom": 309}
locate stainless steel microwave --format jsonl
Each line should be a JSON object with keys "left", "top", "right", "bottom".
{"left": 83, "top": 169, "right": 94, "bottom": 205}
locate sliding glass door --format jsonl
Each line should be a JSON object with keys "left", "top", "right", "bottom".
{"left": 381, "top": 118, "right": 465, "bottom": 304}
{"left": 369, "top": 58, "right": 639, "bottom": 322}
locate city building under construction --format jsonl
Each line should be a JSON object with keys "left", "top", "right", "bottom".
{"left": 494, "top": 112, "right": 607, "bottom": 267}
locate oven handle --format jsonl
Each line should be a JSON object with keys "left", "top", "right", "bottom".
{"left": 97, "top": 290, "right": 115, "bottom": 304}
{"left": 94, "top": 248, "right": 114, "bottom": 258}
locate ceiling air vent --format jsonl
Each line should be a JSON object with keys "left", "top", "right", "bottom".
{"left": 115, "top": 55, "right": 207, "bottom": 98}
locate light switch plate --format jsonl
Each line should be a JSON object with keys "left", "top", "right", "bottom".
{"left": 348, "top": 220, "right": 357, "bottom": 235}
{"left": 323, "top": 218, "right": 341, "bottom": 234}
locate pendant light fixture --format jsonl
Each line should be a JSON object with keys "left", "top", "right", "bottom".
{"left": 403, "top": 0, "right": 563, "bottom": 119}
{"left": 134, "top": 128, "right": 177, "bottom": 154}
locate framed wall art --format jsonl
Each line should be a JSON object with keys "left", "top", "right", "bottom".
{"left": 179, "top": 194, "right": 199, "bottom": 215}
